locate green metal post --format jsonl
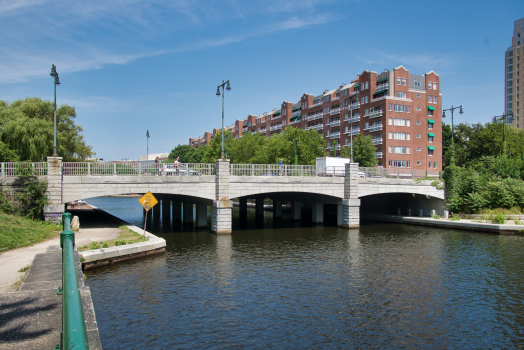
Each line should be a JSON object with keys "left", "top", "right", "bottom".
{"left": 62, "top": 212, "right": 72, "bottom": 231}
{"left": 59, "top": 213, "right": 89, "bottom": 350}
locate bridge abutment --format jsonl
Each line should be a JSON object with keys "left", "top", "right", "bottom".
{"left": 44, "top": 157, "right": 64, "bottom": 223}
{"left": 291, "top": 201, "right": 301, "bottom": 221}
{"left": 212, "top": 159, "right": 232, "bottom": 234}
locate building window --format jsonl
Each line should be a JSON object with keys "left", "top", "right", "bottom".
{"left": 388, "top": 132, "right": 393, "bottom": 139}
{"left": 406, "top": 120, "right": 411, "bottom": 127}
{"left": 428, "top": 95, "right": 432, "bottom": 103}
{"left": 394, "top": 132, "right": 406, "bottom": 140}
{"left": 428, "top": 110, "right": 434, "bottom": 116}
{"left": 416, "top": 107, "right": 421, "bottom": 111}
{"left": 394, "top": 146, "right": 406, "bottom": 154}
{"left": 407, "top": 133, "right": 411, "bottom": 140}
{"left": 416, "top": 94, "right": 421, "bottom": 98}
{"left": 407, "top": 106, "right": 411, "bottom": 113}
{"left": 388, "top": 118, "right": 392, "bottom": 125}
{"left": 388, "top": 146, "right": 393, "bottom": 153}
{"left": 417, "top": 161, "right": 421, "bottom": 165}
{"left": 397, "top": 92, "right": 406, "bottom": 99}
{"left": 389, "top": 104, "right": 393, "bottom": 111}
{"left": 428, "top": 81, "right": 432, "bottom": 89}
{"left": 407, "top": 147, "right": 411, "bottom": 154}
{"left": 429, "top": 162, "right": 432, "bottom": 168}
{"left": 402, "top": 78, "right": 406, "bottom": 86}
{"left": 397, "top": 77, "right": 401, "bottom": 85}
{"left": 416, "top": 121, "right": 421, "bottom": 124}
{"left": 394, "top": 104, "right": 406, "bottom": 112}
{"left": 433, "top": 162, "right": 437, "bottom": 168}
{"left": 433, "top": 83, "right": 437, "bottom": 90}
{"left": 416, "top": 134, "right": 421, "bottom": 138}
{"left": 414, "top": 81, "right": 421, "bottom": 87}
{"left": 394, "top": 118, "right": 406, "bottom": 126}
{"left": 428, "top": 149, "right": 434, "bottom": 156}
{"left": 429, "top": 136, "right": 434, "bottom": 143}
{"left": 416, "top": 147, "right": 421, "bottom": 151}
{"left": 428, "top": 123, "right": 433, "bottom": 130}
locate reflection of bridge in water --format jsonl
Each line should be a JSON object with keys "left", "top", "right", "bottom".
{"left": 1, "top": 159, "right": 444, "bottom": 234}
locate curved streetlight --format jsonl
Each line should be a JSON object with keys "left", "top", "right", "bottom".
{"left": 442, "top": 105, "right": 463, "bottom": 165}
{"left": 50, "top": 64, "right": 60, "bottom": 157}
{"left": 216, "top": 80, "right": 231, "bottom": 159}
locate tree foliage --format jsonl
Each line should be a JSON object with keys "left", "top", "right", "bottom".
{"left": 341, "top": 134, "right": 377, "bottom": 167}
{"left": 0, "top": 97, "right": 94, "bottom": 161}
{"left": 168, "top": 144, "right": 207, "bottom": 163}
{"left": 0, "top": 141, "right": 19, "bottom": 162}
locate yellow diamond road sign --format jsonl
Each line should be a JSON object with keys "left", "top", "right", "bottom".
{"left": 138, "top": 191, "right": 158, "bottom": 211}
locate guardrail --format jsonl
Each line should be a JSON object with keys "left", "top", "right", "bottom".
{"left": 0, "top": 162, "right": 48, "bottom": 176}
{"left": 358, "top": 167, "right": 440, "bottom": 179}
{"left": 57, "top": 212, "right": 89, "bottom": 350}
{"left": 230, "top": 164, "right": 349, "bottom": 177}
{"left": 61, "top": 162, "right": 216, "bottom": 176}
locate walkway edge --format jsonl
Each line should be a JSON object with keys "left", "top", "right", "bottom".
{"left": 363, "top": 214, "right": 524, "bottom": 234}
{"left": 79, "top": 204, "right": 166, "bottom": 270}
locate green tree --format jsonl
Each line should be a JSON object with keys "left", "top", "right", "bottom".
{"left": 0, "top": 141, "right": 19, "bottom": 162}
{"left": 343, "top": 134, "right": 377, "bottom": 167}
{"left": 201, "top": 129, "right": 234, "bottom": 163}
{"left": 229, "top": 132, "right": 266, "bottom": 164}
{"left": 0, "top": 97, "right": 94, "bottom": 161}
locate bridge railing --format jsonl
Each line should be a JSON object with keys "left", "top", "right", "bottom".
{"left": 359, "top": 167, "right": 440, "bottom": 179}
{"left": 230, "top": 164, "right": 349, "bottom": 177}
{"left": 61, "top": 162, "right": 216, "bottom": 176}
{"left": 0, "top": 162, "right": 48, "bottom": 176}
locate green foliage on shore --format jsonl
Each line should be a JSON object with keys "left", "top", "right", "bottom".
{"left": 77, "top": 225, "right": 145, "bottom": 252}
{"left": 175, "top": 127, "right": 327, "bottom": 165}
{"left": 0, "top": 97, "right": 94, "bottom": 161}
{"left": 0, "top": 164, "right": 48, "bottom": 220}
{"left": 340, "top": 134, "right": 378, "bottom": 167}
{"left": 0, "top": 212, "right": 61, "bottom": 252}
{"left": 444, "top": 156, "right": 524, "bottom": 214}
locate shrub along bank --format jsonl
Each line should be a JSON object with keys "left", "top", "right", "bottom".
{"left": 0, "top": 211, "right": 61, "bottom": 252}
{"left": 444, "top": 155, "right": 524, "bottom": 214}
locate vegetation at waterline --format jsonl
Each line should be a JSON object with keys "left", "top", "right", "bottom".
{"left": 0, "top": 97, "right": 94, "bottom": 161}
{"left": 77, "top": 225, "right": 147, "bottom": 252}
{"left": 0, "top": 211, "right": 61, "bottom": 252}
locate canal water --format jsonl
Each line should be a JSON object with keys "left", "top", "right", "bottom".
{"left": 85, "top": 197, "right": 524, "bottom": 349}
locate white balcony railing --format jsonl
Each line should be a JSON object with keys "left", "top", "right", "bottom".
{"left": 290, "top": 118, "right": 301, "bottom": 124}
{"left": 311, "top": 101, "right": 322, "bottom": 107}
{"left": 350, "top": 91, "right": 359, "bottom": 96}
{"left": 372, "top": 138, "right": 383, "bottom": 145}
{"left": 291, "top": 111, "right": 301, "bottom": 117}
{"left": 375, "top": 152, "right": 383, "bottom": 159}
{"left": 367, "top": 124, "right": 383, "bottom": 132}
{"left": 310, "top": 124, "right": 323, "bottom": 131}
{"left": 330, "top": 120, "right": 340, "bottom": 127}
{"left": 345, "top": 115, "right": 360, "bottom": 123}
{"left": 330, "top": 108, "right": 341, "bottom": 115}
{"left": 329, "top": 132, "right": 340, "bottom": 139}
{"left": 332, "top": 96, "right": 340, "bottom": 101}
{"left": 344, "top": 128, "right": 360, "bottom": 136}
{"left": 326, "top": 145, "right": 341, "bottom": 151}
{"left": 242, "top": 127, "right": 248, "bottom": 132}
{"left": 372, "top": 95, "right": 387, "bottom": 102}
{"left": 375, "top": 83, "right": 389, "bottom": 92}
{"left": 369, "top": 110, "right": 383, "bottom": 119}
{"left": 313, "top": 113, "right": 324, "bottom": 120}
{"left": 350, "top": 102, "right": 360, "bottom": 110}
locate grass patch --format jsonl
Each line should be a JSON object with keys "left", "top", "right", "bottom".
{"left": 77, "top": 225, "right": 147, "bottom": 252}
{"left": 478, "top": 207, "right": 523, "bottom": 215}
{"left": 18, "top": 265, "right": 30, "bottom": 273}
{"left": 0, "top": 212, "right": 61, "bottom": 253}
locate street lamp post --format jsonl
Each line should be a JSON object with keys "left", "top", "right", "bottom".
{"left": 442, "top": 105, "right": 463, "bottom": 165}
{"left": 346, "top": 93, "right": 358, "bottom": 162}
{"left": 216, "top": 80, "right": 231, "bottom": 159}
{"left": 146, "top": 130, "right": 150, "bottom": 160}
{"left": 293, "top": 139, "right": 299, "bottom": 165}
{"left": 493, "top": 113, "right": 513, "bottom": 157}
{"left": 49, "top": 64, "right": 60, "bottom": 157}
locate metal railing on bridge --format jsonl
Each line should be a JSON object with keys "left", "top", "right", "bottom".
{"left": 0, "top": 162, "right": 47, "bottom": 176}
{"left": 61, "top": 162, "right": 216, "bottom": 176}
{"left": 229, "top": 164, "right": 348, "bottom": 177}
{"left": 358, "top": 167, "right": 440, "bottom": 179}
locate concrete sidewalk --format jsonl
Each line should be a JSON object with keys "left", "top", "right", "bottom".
{"left": 0, "top": 206, "right": 122, "bottom": 292}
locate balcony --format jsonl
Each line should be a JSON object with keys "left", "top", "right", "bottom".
{"left": 242, "top": 127, "right": 248, "bottom": 132}
{"left": 330, "top": 108, "right": 341, "bottom": 115}
{"left": 310, "top": 124, "right": 323, "bottom": 131}
{"left": 350, "top": 91, "right": 359, "bottom": 96}
{"left": 291, "top": 111, "right": 301, "bottom": 117}
{"left": 327, "top": 145, "right": 341, "bottom": 151}
{"left": 290, "top": 118, "right": 301, "bottom": 124}
{"left": 350, "top": 102, "right": 360, "bottom": 110}
{"left": 344, "top": 128, "right": 360, "bottom": 136}
{"left": 372, "top": 138, "right": 383, "bottom": 145}
{"left": 345, "top": 115, "right": 360, "bottom": 123}
{"left": 369, "top": 110, "right": 383, "bottom": 119}
{"left": 372, "top": 95, "right": 387, "bottom": 102}
{"left": 366, "top": 124, "right": 383, "bottom": 132}
{"left": 332, "top": 96, "right": 340, "bottom": 101}
{"left": 313, "top": 113, "right": 324, "bottom": 120}
{"left": 330, "top": 132, "right": 341, "bottom": 139}
{"left": 329, "top": 120, "right": 340, "bottom": 127}
{"left": 375, "top": 83, "right": 389, "bottom": 92}
{"left": 311, "top": 101, "right": 322, "bottom": 107}
{"left": 375, "top": 152, "right": 383, "bottom": 159}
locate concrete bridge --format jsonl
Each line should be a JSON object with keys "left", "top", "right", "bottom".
{"left": 1, "top": 158, "right": 444, "bottom": 234}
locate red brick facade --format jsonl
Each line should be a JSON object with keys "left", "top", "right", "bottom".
{"left": 189, "top": 66, "right": 442, "bottom": 171}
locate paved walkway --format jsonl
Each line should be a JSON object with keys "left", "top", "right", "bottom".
{"left": 0, "top": 205, "right": 122, "bottom": 292}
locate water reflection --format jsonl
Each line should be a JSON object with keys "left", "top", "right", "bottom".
{"left": 84, "top": 197, "right": 524, "bottom": 349}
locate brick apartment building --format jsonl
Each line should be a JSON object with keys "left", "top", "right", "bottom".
{"left": 189, "top": 66, "right": 442, "bottom": 171}
{"left": 505, "top": 17, "right": 524, "bottom": 128}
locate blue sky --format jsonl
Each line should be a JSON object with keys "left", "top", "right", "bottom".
{"left": 1, "top": 0, "right": 523, "bottom": 161}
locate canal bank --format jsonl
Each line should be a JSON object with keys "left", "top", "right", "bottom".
{"left": 363, "top": 213, "right": 524, "bottom": 234}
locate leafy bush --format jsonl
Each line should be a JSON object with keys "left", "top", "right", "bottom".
{"left": 492, "top": 213, "right": 506, "bottom": 224}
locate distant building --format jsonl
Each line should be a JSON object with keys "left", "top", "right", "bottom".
{"left": 189, "top": 66, "right": 442, "bottom": 171}
{"left": 505, "top": 17, "right": 524, "bottom": 128}
{"left": 139, "top": 153, "right": 169, "bottom": 161}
